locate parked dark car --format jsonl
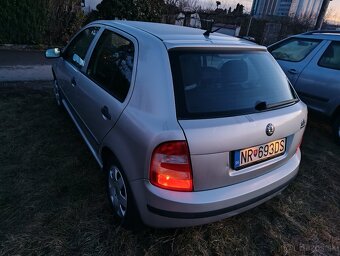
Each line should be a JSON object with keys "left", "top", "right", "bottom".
{"left": 268, "top": 31, "right": 340, "bottom": 144}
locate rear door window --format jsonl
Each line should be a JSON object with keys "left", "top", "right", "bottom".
{"left": 269, "top": 38, "right": 321, "bottom": 62}
{"left": 63, "top": 27, "right": 100, "bottom": 69}
{"left": 318, "top": 41, "right": 340, "bottom": 70}
{"left": 169, "top": 50, "right": 297, "bottom": 119}
{"left": 87, "top": 29, "right": 135, "bottom": 102}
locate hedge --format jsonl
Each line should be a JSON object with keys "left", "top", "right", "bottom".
{"left": 0, "top": 0, "right": 84, "bottom": 45}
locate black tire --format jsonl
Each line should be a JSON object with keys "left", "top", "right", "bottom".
{"left": 332, "top": 115, "right": 340, "bottom": 145}
{"left": 104, "top": 158, "right": 141, "bottom": 229}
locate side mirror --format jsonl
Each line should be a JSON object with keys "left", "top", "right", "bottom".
{"left": 45, "top": 48, "right": 61, "bottom": 58}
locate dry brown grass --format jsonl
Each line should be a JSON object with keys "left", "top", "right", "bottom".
{"left": 0, "top": 83, "right": 339, "bottom": 255}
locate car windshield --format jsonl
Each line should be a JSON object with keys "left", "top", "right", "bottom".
{"left": 169, "top": 50, "right": 297, "bottom": 119}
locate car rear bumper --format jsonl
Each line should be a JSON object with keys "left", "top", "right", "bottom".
{"left": 130, "top": 150, "right": 300, "bottom": 228}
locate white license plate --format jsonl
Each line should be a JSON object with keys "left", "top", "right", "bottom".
{"left": 234, "top": 138, "right": 286, "bottom": 169}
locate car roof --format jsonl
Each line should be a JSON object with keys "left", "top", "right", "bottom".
{"left": 293, "top": 30, "right": 340, "bottom": 41}
{"left": 92, "top": 20, "right": 264, "bottom": 49}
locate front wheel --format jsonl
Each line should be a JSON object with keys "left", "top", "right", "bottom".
{"left": 105, "top": 159, "right": 140, "bottom": 228}
{"left": 332, "top": 115, "right": 340, "bottom": 145}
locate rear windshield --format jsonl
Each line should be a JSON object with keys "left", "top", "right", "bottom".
{"left": 169, "top": 50, "right": 297, "bottom": 119}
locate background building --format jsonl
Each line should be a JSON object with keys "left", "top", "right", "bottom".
{"left": 251, "top": 0, "right": 328, "bottom": 26}
{"left": 251, "top": 0, "right": 279, "bottom": 17}
{"left": 289, "top": 0, "right": 323, "bottom": 21}
{"left": 276, "top": 0, "right": 293, "bottom": 16}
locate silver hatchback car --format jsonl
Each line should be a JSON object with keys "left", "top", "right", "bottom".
{"left": 46, "top": 21, "right": 307, "bottom": 228}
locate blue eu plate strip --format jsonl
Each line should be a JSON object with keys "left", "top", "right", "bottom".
{"left": 234, "top": 151, "right": 240, "bottom": 168}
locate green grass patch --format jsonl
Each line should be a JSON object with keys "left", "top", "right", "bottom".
{"left": 0, "top": 84, "right": 339, "bottom": 255}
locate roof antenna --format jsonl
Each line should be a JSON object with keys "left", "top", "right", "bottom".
{"left": 203, "top": 19, "right": 215, "bottom": 37}
{"left": 203, "top": 20, "right": 222, "bottom": 37}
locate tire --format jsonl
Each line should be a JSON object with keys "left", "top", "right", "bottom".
{"left": 53, "top": 79, "right": 62, "bottom": 108}
{"left": 332, "top": 115, "right": 340, "bottom": 145}
{"left": 105, "top": 158, "right": 141, "bottom": 229}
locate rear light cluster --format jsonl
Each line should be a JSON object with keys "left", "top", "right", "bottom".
{"left": 150, "top": 141, "right": 193, "bottom": 192}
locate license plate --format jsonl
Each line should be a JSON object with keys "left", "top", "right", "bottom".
{"left": 234, "top": 138, "right": 286, "bottom": 169}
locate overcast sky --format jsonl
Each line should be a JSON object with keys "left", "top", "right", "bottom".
{"left": 198, "top": 0, "right": 340, "bottom": 24}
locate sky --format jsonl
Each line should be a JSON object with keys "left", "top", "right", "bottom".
{"left": 198, "top": 0, "right": 340, "bottom": 24}
{"left": 327, "top": 0, "right": 340, "bottom": 24}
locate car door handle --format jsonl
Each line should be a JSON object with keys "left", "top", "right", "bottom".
{"left": 71, "top": 78, "right": 77, "bottom": 87}
{"left": 101, "top": 106, "right": 111, "bottom": 120}
{"left": 288, "top": 69, "right": 298, "bottom": 74}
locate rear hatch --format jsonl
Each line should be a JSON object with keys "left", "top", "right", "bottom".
{"left": 169, "top": 48, "right": 306, "bottom": 191}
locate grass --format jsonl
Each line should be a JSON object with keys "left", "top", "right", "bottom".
{"left": 0, "top": 83, "right": 339, "bottom": 255}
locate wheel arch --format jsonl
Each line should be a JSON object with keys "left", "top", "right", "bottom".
{"left": 101, "top": 146, "right": 119, "bottom": 169}
{"left": 101, "top": 145, "right": 143, "bottom": 226}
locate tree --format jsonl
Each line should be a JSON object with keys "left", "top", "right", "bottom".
{"left": 0, "top": 0, "right": 84, "bottom": 45}
{"left": 46, "top": 0, "right": 85, "bottom": 44}
{"left": 134, "top": 0, "right": 165, "bottom": 22}
{"left": 95, "top": 0, "right": 136, "bottom": 20}
{"left": 232, "top": 3, "right": 244, "bottom": 15}
{"left": 0, "top": 0, "right": 49, "bottom": 44}
{"left": 90, "top": 0, "right": 164, "bottom": 22}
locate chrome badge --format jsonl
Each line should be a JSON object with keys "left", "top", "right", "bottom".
{"left": 266, "top": 123, "right": 275, "bottom": 136}
{"left": 300, "top": 119, "right": 306, "bottom": 129}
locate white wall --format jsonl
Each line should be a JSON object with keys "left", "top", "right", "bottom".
{"left": 82, "top": 0, "right": 102, "bottom": 13}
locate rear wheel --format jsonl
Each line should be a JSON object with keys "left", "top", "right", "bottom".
{"left": 105, "top": 158, "right": 140, "bottom": 228}
{"left": 332, "top": 115, "right": 340, "bottom": 145}
{"left": 108, "top": 165, "right": 128, "bottom": 219}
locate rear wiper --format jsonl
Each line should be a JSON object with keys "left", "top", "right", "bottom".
{"left": 255, "top": 99, "right": 299, "bottom": 111}
{"left": 255, "top": 101, "right": 267, "bottom": 111}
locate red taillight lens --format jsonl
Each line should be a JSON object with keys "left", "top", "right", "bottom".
{"left": 150, "top": 141, "right": 193, "bottom": 192}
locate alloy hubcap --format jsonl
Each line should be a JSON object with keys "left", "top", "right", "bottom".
{"left": 108, "top": 166, "right": 127, "bottom": 218}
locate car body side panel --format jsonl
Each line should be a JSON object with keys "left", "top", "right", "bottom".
{"left": 294, "top": 40, "right": 340, "bottom": 117}
{"left": 73, "top": 27, "right": 139, "bottom": 148}
{"left": 101, "top": 107, "right": 186, "bottom": 182}
{"left": 274, "top": 40, "right": 328, "bottom": 85}
{"left": 100, "top": 29, "right": 185, "bottom": 181}
{"left": 56, "top": 25, "right": 103, "bottom": 110}
{"left": 268, "top": 38, "right": 325, "bottom": 85}
{"left": 73, "top": 75, "right": 125, "bottom": 147}
{"left": 57, "top": 60, "right": 79, "bottom": 107}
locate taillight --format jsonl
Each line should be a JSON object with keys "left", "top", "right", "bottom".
{"left": 150, "top": 141, "right": 193, "bottom": 192}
